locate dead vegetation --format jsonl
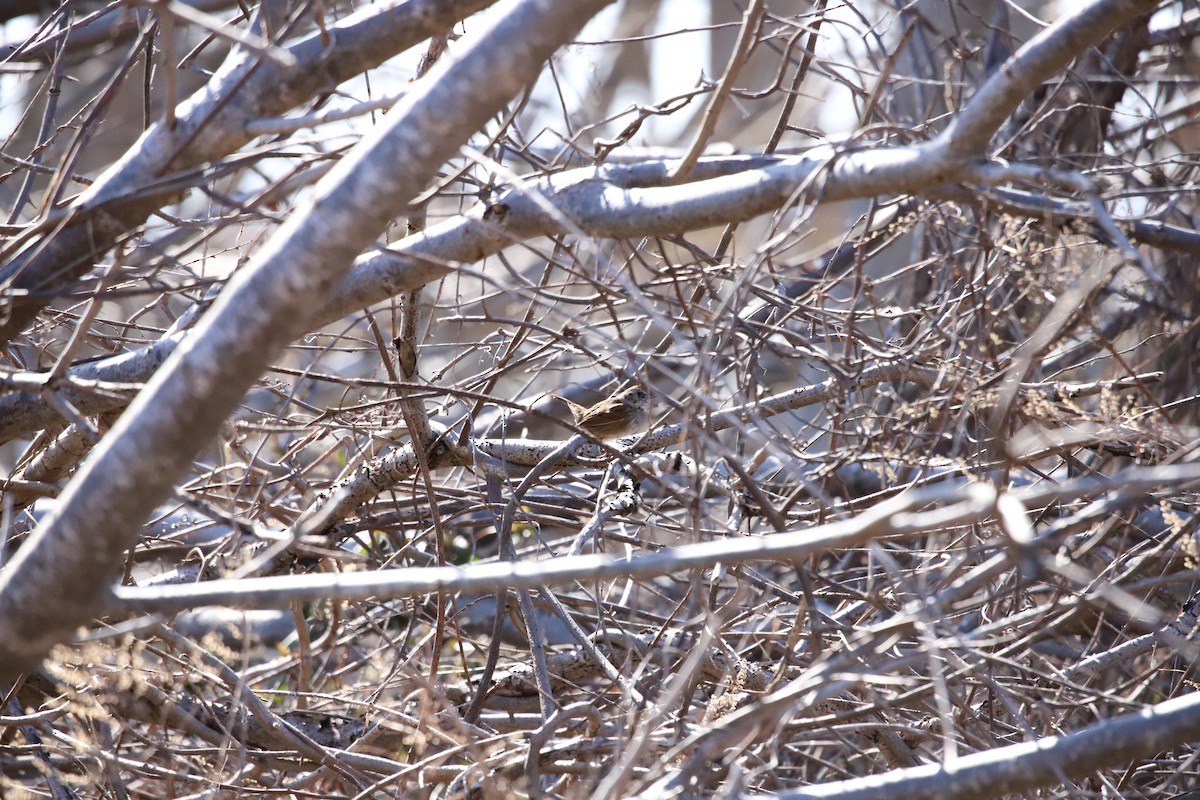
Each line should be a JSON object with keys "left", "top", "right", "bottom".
{"left": 2, "top": 0, "right": 1200, "bottom": 798}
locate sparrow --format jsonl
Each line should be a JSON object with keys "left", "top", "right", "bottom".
{"left": 552, "top": 385, "right": 649, "bottom": 439}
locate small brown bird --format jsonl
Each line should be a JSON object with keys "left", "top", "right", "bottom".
{"left": 553, "top": 385, "right": 649, "bottom": 439}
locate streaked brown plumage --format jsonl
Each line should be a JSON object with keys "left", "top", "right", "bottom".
{"left": 553, "top": 386, "right": 649, "bottom": 439}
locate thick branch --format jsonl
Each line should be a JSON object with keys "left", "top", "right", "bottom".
{"left": 752, "top": 690, "right": 1200, "bottom": 800}
{"left": 0, "top": 0, "right": 616, "bottom": 682}
{"left": 0, "top": 0, "right": 498, "bottom": 345}
{"left": 936, "top": 0, "right": 1159, "bottom": 158}
{"left": 0, "top": 0, "right": 1181, "bottom": 442}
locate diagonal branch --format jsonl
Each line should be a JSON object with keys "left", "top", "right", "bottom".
{"left": 0, "top": 0, "right": 499, "bottom": 345}
{"left": 0, "top": 0, "right": 617, "bottom": 682}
